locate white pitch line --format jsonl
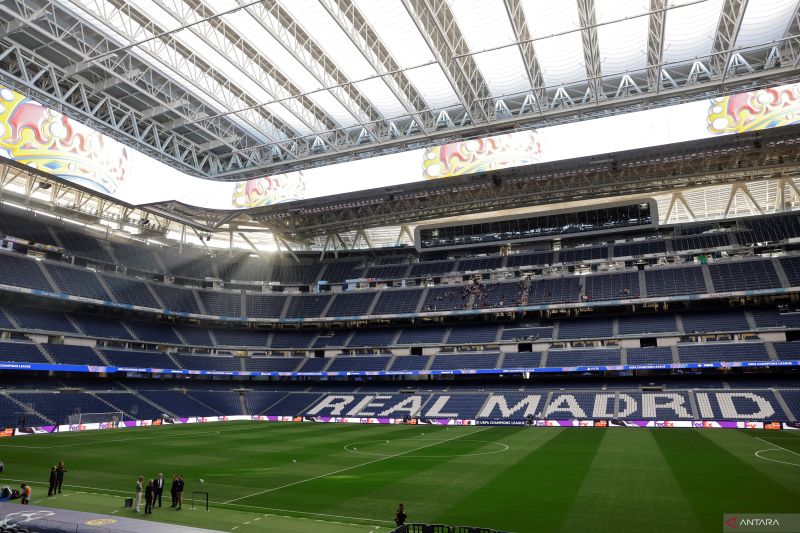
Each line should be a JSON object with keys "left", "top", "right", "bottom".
{"left": 0, "top": 477, "right": 394, "bottom": 525}
{"left": 223, "top": 427, "right": 489, "bottom": 504}
{"left": 755, "top": 436, "right": 800, "bottom": 458}
{"left": 755, "top": 449, "right": 800, "bottom": 468}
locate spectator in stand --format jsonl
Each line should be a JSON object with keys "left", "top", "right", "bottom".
{"left": 144, "top": 479, "right": 154, "bottom": 515}
{"left": 47, "top": 466, "right": 57, "bottom": 497}
{"left": 20, "top": 483, "right": 31, "bottom": 505}
{"left": 56, "top": 461, "right": 67, "bottom": 494}
{"left": 134, "top": 476, "right": 143, "bottom": 513}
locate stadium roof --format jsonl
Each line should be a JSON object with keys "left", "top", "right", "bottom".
{"left": 3, "top": 0, "right": 800, "bottom": 181}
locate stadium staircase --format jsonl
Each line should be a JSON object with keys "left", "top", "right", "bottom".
{"left": 115, "top": 382, "right": 176, "bottom": 418}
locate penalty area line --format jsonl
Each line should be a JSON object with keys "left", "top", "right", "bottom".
{"left": 223, "top": 427, "right": 490, "bottom": 504}
{"left": 0, "top": 478, "right": 393, "bottom": 526}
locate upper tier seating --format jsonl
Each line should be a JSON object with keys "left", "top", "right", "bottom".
{"left": 409, "top": 261, "right": 455, "bottom": 278}
{"left": 43, "top": 344, "right": 104, "bottom": 365}
{"left": 271, "top": 264, "right": 321, "bottom": 285}
{"left": 501, "top": 326, "right": 554, "bottom": 341}
{"left": 458, "top": 256, "right": 504, "bottom": 272}
{"left": 559, "top": 246, "right": 608, "bottom": 263}
{"left": 159, "top": 249, "right": 216, "bottom": 280}
{"left": 530, "top": 276, "right": 580, "bottom": 304}
{"left": 503, "top": 352, "right": 542, "bottom": 368}
{"left": 285, "top": 294, "right": 331, "bottom": 318}
{"left": 546, "top": 348, "right": 621, "bottom": 367}
{"left": 0, "top": 253, "right": 53, "bottom": 291}
{"left": 672, "top": 233, "right": 730, "bottom": 252}
{"left": 44, "top": 263, "right": 109, "bottom": 300}
{"left": 313, "top": 329, "right": 352, "bottom": 348}
{"left": 709, "top": 260, "right": 782, "bottom": 292}
{"left": 430, "top": 352, "right": 499, "bottom": 370}
{"left": 245, "top": 293, "right": 287, "bottom": 319}
{"left": 70, "top": 315, "right": 133, "bottom": 340}
{"left": 740, "top": 213, "right": 800, "bottom": 243}
{"left": 347, "top": 329, "right": 397, "bottom": 348}
{"left": 618, "top": 314, "right": 678, "bottom": 335}
{"left": 558, "top": 318, "right": 614, "bottom": 339}
{"left": 389, "top": 355, "right": 430, "bottom": 371}
{"left": 364, "top": 264, "right": 409, "bottom": 280}
{"left": 779, "top": 256, "right": 800, "bottom": 286}
{"left": 100, "top": 275, "right": 159, "bottom": 308}
{"left": 101, "top": 348, "right": 172, "bottom": 368}
{"left": 198, "top": 290, "right": 242, "bottom": 317}
{"left": 244, "top": 357, "right": 302, "bottom": 372}
{"left": 320, "top": 261, "right": 364, "bottom": 283}
{"left": 626, "top": 346, "right": 674, "bottom": 365}
{"left": 270, "top": 330, "right": 317, "bottom": 349}
{"left": 325, "top": 291, "right": 376, "bottom": 317}
{"left": 613, "top": 239, "right": 666, "bottom": 257}
{"left": 213, "top": 329, "right": 268, "bottom": 347}
{"left": 175, "top": 354, "right": 240, "bottom": 372}
{"left": 4, "top": 306, "right": 77, "bottom": 333}
{"left": 327, "top": 355, "right": 391, "bottom": 372}
{"left": 677, "top": 342, "right": 770, "bottom": 362}
{"left": 644, "top": 266, "right": 707, "bottom": 297}
{"left": 110, "top": 242, "right": 162, "bottom": 273}
{"left": 585, "top": 272, "right": 640, "bottom": 301}
{"left": 682, "top": 310, "right": 748, "bottom": 333}
{"left": 373, "top": 289, "right": 422, "bottom": 315}
{"left": 149, "top": 284, "right": 202, "bottom": 314}
{"left": 506, "top": 251, "right": 553, "bottom": 269}
{"left": 0, "top": 341, "right": 48, "bottom": 363}
{"left": 127, "top": 322, "right": 182, "bottom": 344}
{"left": 51, "top": 228, "right": 113, "bottom": 263}
{"left": 396, "top": 327, "right": 447, "bottom": 345}
{"left": 422, "top": 286, "right": 468, "bottom": 311}
{"left": 174, "top": 326, "right": 213, "bottom": 347}
{"left": 0, "top": 210, "right": 59, "bottom": 246}
{"left": 447, "top": 324, "right": 498, "bottom": 344}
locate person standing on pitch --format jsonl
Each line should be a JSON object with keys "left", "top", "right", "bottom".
{"left": 134, "top": 476, "right": 143, "bottom": 513}
{"left": 144, "top": 479, "right": 154, "bottom": 515}
{"left": 175, "top": 474, "right": 184, "bottom": 510}
{"left": 20, "top": 483, "right": 31, "bottom": 505}
{"left": 154, "top": 473, "right": 164, "bottom": 507}
{"left": 47, "top": 466, "right": 57, "bottom": 497}
{"left": 170, "top": 474, "right": 178, "bottom": 508}
{"left": 395, "top": 503, "right": 407, "bottom": 527}
{"left": 56, "top": 461, "right": 67, "bottom": 493}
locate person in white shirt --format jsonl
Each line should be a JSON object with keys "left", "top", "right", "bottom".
{"left": 133, "top": 476, "right": 143, "bottom": 513}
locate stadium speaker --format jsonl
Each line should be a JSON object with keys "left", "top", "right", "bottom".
{"left": 492, "top": 175, "right": 502, "bottom": 187}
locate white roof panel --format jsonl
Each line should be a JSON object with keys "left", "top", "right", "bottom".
{"left": 662, "top": 0, "right": 725, "bottom": 64}
{"left": 736, "top": 0, "right": 798, "bottom": 49}
{"left": 521, "top": 0, "right": 586, "bottom": 87}
{"left": 450, "top": 0, "right": 531, "bottom": 97}
{"left": 595, "top": 0, "right": 650, "bottom": 76}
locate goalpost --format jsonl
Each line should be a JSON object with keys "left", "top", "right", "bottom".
{"left": 68, "top": 411, "right": 125, "bottom": 426}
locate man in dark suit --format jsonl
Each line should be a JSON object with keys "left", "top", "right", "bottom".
{"left": 56, "top": 461, "right": 67, "bottom": 494}
{"left": 47, "top": 466, "right": 57, "bottom": 497}
{"left": 154, "top": 473, "right": 164, "bottom": 507}
{"left": 170, "top": 475, "right": 178, "bottom": 508}
{"left": 176, "top": 474, "right": 184, "bottom": 510}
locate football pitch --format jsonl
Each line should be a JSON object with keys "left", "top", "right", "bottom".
{"left": 0, "top": 422, "right": 799, "bottom": 533}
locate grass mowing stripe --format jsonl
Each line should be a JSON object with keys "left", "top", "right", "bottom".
{"left": 429, "top": 428, "right": 604, "bottom": 532}
{"left": 224, "top": 427, "right": 489, "bottom": 504}
{"left": 560, "top": 429, "right": 701, "bottom": 533}
{"left": 653, "top": 429, "right": 800, "bottom": 532}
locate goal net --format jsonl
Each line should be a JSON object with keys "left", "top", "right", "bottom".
{"left": 68, "top": 411, "right": 125, "bottom": 426}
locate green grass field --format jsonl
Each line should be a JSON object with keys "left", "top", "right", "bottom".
{"left": 0, "top": 421, "right": 799, "bottom": 532}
